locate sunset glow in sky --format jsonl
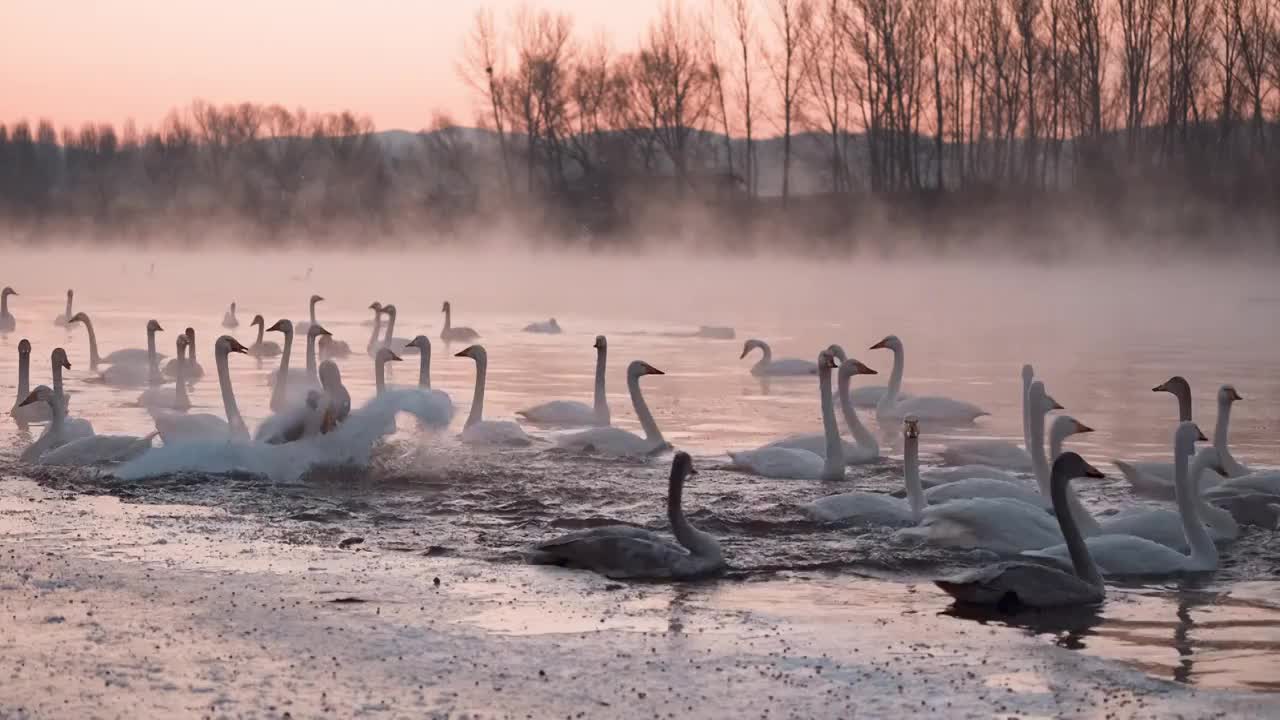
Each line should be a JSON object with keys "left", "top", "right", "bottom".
{"left": 3, "top": 1, "right": 658, "bottom": 132}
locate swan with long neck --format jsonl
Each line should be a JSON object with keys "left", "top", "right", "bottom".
{"left": 85, "top": 319, "right": 165, "bottom": 387}
{"left": 19, "top": 386, "right": 154, "bottom": 466}
{"left": 739, "top": 339, "right": 818, "bottom": 377}
{"left": 1116, "top": 383, "right": 1245, "bottom": 496}
{"left": 20, "top": 349, "right": 94, "bottom": 461}
{"left": 374, "top": 347, "right": 402, "bottom": 396}
{"left": 11, "top": 339, "right": 65, "bottom": 424}
{"left": 163, "top": 327, "right": 205, "bottom": 382}
{"left": 379, "top": 304, "right": 412, "bottom": 352}
{"left": 870, "top": 335, "right": 988, "bottom": 423}
{"left": 319, "top": 360, "right": 350, "bottom": 427}
{"left": 937, "top": 364, "right": 1035, "bottom": 471}
{"left": 68, "top": 312, "right": 104, "bottom": 370}
{"left": 54, "top": 289, "right": 73, "bottom": 326}
{"left": 1098, "top": 446, "right": 1238, "bottom": 550}
{"left": 802, "top": 417, "right": 925, "bottom": 526}
{"left": 935, "top": 453, "right": 1106, "bottom": 609}
{"left": 98, "top": 318, "right": 167, "bottom": 368}
{"left": 517, "top": 335, "right": 611, "bottom": 427}
{"left": 248, "top": 314, "right": 281, "bottom": 357}
{"left": 0, "top": 286, "right": 16, "bottom": 332}
{"left": 1024, "top": 422, "right": 1222, "bottom": 575}
{"left": 266, "top": 320, "right": 328, "bottom": 412}
{"left": 1156, "top": 376, "right": 1193, "bottom": 422}
{"left": 295, "top": 294, "right": 323, "bottom": 333}
{"left": 138, "top": 335, "right": 192, "bottom": 410}
{"left": 555, "top": 358, "right": 670, "bottom": 456}
{"left": 454, "top": 344, "right": 532, "bottom": 446}
{"left": 762, "top": 357, "right": 881, "bottom": 464}
{"left": 366, "top": 302, "right": 385, "bottom": 355}
{"left": 527, "top": 452, "right": 726, "bottom": 580}
{"left": 152, "top": 336, "right": 251, "bottom": 444}
{"left": 386, "top": 336, "right": 454, "bottom": 430}
{"left": 441, "top": 301, "right": 480, "bottom": 342}
{"left": 727, "top": 351, "right": 844, "bottom": 479}
{"left": 827, "top": 344, "right": 903, "bottom": 407}
{"left": 222, "top": 302, "right": 239, "bottom": 329}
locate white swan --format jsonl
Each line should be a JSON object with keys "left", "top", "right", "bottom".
{"left": 802, "top": 417, "right": 925, "bottom": 526}
{"left": 374, "top": 347, "right": 402, "bottom": 395}
{"left": 870, "top": 335, "right": 988, "bottom": 424}
{"left": 294, "top": 294, "right": 323, "bottom": 334}
{"left": 518, "top": 335, "right": 610, "bottom": 427}
{"left": 1024, "top": 422, "right": 1221, "bottom": 576}
{"left": 265, "top": 320, "right": 329, "bottom": 412}
{"left": 523, "top": 318, "right": 562, "bottom": 334}
{"left": 1204, "top": 470, "right": 1280, "bottom": 500}
{"left": 255, "top": 387, "right": 333, "bottom": 445}
{"left": 248, "top": 314, "right": 281, "bottom": 358}
{"left": 19, "top": 350, "right": 94, "bottom": 461}
{"left": 891, "top": 382, "right": 1077, "bottom": 555}
{"left": 222, "top": 301, "right": 239, "bottom": 329}
{"left": 101, "top": 318, "right": 167, "bottom": 367}
{"left": 739, "top": 339, "right": 817, "bottom": 377}
{"left": 10, "top": 339, "right": 69, "bottom": 425}
{"left": 152, "top": 336, "right": 251, "bottom": 444}
{"left": 827, "top": 344, "right": 904, "bottom": 408}
{"left": 441, "top": 301, "right": 480, "bottom": 342}
{"left": 0, "top": 286, "right": 16, "bottom": 332}
{"left": 386, "top": 336, "right": 454, "bottom": 430}
{"left": 83, "top": 319, "right": 164, "bottom": 388}
{"left": 1156, "top": 375, "right": 1193, "bottom": 422}
{"left": 138, "top": 335, "right": 192, "bottom": 411}
{"left": 938, "top": 364, "right": 1035, "bottom": 471}
{"left": 53, "top": 289, "right": 73, "bottom": 326}
{"left": 527, "top": 452, "right": 725, "bottom": 580}
{"left": 935, "top": 453, "right": 1106, "bottom": 609}
{"left": 379, "top": 304, "right": 413, "bottom": 352}
{"left": 728, "top": 351, "right": 844, "bottom": 479}
{"left": 761, "top": 357, "right": 882, "bottom": 465}
{"left": 1097, "top": 447, "right": 1237, "bottom": 550}
{"left": 365, "top": 302, "right": 386, "bottom": 355}
{"left": 19, "top": 386, "right": 154, "bottom": 466}
{"left": 455, "top": 344, "right": 533, "bottom": 446}
{"left": 163, "top": 327, "right": 205, "bottom": 382}
{"left": 1115, "top": 384, "right": 1246, "bottom": 495}
{"left": 555, "top": 359, "right": 669, "bottom": 457}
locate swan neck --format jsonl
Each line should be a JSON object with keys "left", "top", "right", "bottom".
{"left": 383, "top": 311, "right": 396, "bottom": 344}
{"left": 306, "top": 332, "right": 318, "bottom": 378}
{"left": 147, "top": 329, "right": 159, "bottom": 386}
{"left": 592, "top": 346, "right": 609, "bottom": 426}
{"left": 64, "top": 294, "right": 72, "bottom": 317}
{"left": 466, "top": 356, "right": 486, "bottom": 428}
{"left": 367, "top": 312, "right": 382, "bottom": 352}
{"left": 628, "top": 370, "right": 663, "bottom": 445}
{"left": 1174, "top": 444, "right": 1217, "bottom": 565}
{"left": 16, "top": 352, "right": 29, "bottom": 401}
{"left": 818, "top": 366, "right": 843, "bottom": 478}
{"left": 904, "top": 432, "right": 924, "bottom": 521}
{"left": 1051, "top": 471, "right": 1103, "bottom": 587}
{"left": 838, "top": 371, "right": 879, "bottom": 453}
{"left": 417, "top": 346, "right": 431, "bottom": 389}
{"left": 255, "top": 322, "right": 265, "bottom": 346}
{"left": 81, "top": 317, "right": 100, "bottom": 368}
{"left": 309, "top": 300, "right": 318, "bottom": 324}
{"left": 175, "top": 345, "right": 188, "bottom": 404}
{"left": 1177, "top": 388, "right": 1193, "bottom": 423}
{"left": 443, "top": 306, "right": 452, "bottom": 332}
{"left": 667, "top": 470, "right": 720, "bottom": 560}
{"left": 376, "top": 359, "right": 387, "bottom": 395}
{"left": 1, "top": 294, "right": 7, "bottom": 314}
{"left": 1213, "top": 396, "right": 1231, "bottom": 456}
{"left": 52, "top": 359, "right": 64, "bottom": 399}
{"left": 272, "top": 329, "right": 293, "bottom": 410}
{"left": 1030, "top": 405, "right": 1051, "bottom": 495}
{"left": 877, "top": 346, "right": 905, "bottom": 415}
{"left": 1021, "top": 374, "right": 1033, "bottom": 454}
{"left": 215, "top": 349, "right": 242, "bottom": 427}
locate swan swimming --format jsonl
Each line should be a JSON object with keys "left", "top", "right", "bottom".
{"left": 935, "top": 453, "right": 1107, "bottom": 610}
{"left": 11, "top": 339, "right": 68, "bottom": 425}
{"left": 19, "top": 349, "right": 94, "bottom": 461}
{"left": 938, "top": 364, "right": 1035, "bottom": 471}
{"left": 518, "top": 335, "right": 610, "bottom": 427}
{"left": 378, "top": 304, "right": 412, "bottom": 353}
{"left": 248, "top": 314, "right": 282, "bottom": 358}
{"left": 761, "top": 357, "right": 881, "bottom": 465}
{"left": 0, "top": 286, "right": 16, "bottom": 332}
{"left": 266, "top": 320, "right": 329, "bottom": 412}
{"left": 1116, "top": 384, "right": 1246, "bottom": 496}
{"left": 827, "top": 344, "right": 904, "bottom": 408}
{"left": 294, "top": 294, "right": 323, "bottom": 334}
{"left": 1024, "top": 422, "right": 1222, "bottom": 576}
{"left": 152, "top": 336, "right": 251, "bottom": 444}
{"left": 101, "top": 318, "right": 167, "bottom": 367}
{"left": 395, "top": 336, "right": 453, "bottom": 420}
{"left": 222, "top": 302, "right": 239, "bottom": 329}
{"left": 555, "top": 359, "right": 669, "bottom": 457}
{"left": 527, "top": 452, "right": 725, "bottom": 580}
{"left": 870, "top": 335, "right": 988, "bottom": 424}
{"left": 455, "top": 344, "right": 533, "bottom": 446}
{"left": 802, "top": 417, "right": 924, "bottom": 526}
{"left": 53, "top": 289, "right": 73, "bottom": 326}
{"left": 19, "top": 386, "right": 154, "bottom": 466}
{"left": 523, "top": 318, "right": 562, "bottom": 334}
{"left": 1096, "top": 447, "right": 1237, "bottom": 551}
{"left": 162, "top": 327, "right": 205, "bottom": 382}
{"left": 739, "top": 339, "right": 817, "bottom": 377}
{"left": 728, "top": 350, "right": 844, "bottom": 480}
{"left": 82, "top": 319, "right": 166, "bottom": 388}
{"left": 441, "top": 301, "right": 480, "bottom": 342}
{"left": 138, "top": 335, "right": 192, "bottom": 411}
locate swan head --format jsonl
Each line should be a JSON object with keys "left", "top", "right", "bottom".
{"left": 1028, "top": 380, "right": 1063, "bottom": 414}
{"left": 1, "top": 287, "right": 15, "bottom": 297}
{"left": 146, "top": 319, "right": 164, "bottom": 334}
{"left": 1220, "top": 384, "right": 1243, "bottom": 404}
{"left": 454, "top": 344, "right": 485, "bottom": 361}
{"left": 738, "top": 339, "right": 765, "bottom": 360}
{"left": 52, "top": 347, "right": 71, "bottom": 370}
{"left": 18, "top": 338, "right": 31, "bottom": 355}
{"left": 1052, "top": 452, "right": 1106, "bottom": 482}
{"left": 184, "top": 327, "right": 195, "bottom": 342}
{"left": 406, "top": 335, "right": 431, "bottom": 352}
{"left": 251, "top": 314, "right": 264, "bottom": 327}
{"left": 376, "top": 347, "right": 403, "bottom": 364}
{"left": 68, "top": 312, "right": 89, "bottom": 326}
{"left": 1060, "top": 416, "right": 1094, "bottom": 436}
{"left": 382, "top": 304, "right": 397, "bottom": 317}
{"left": 441, "top": 301, "right": 451, "bottom": 313}
{"left": 869, "top": 335, "right": 901, "bottom": 351}
{"left": 550, "top": 318, "right": 560, "bottom": 328}
{"left": 670, "top": 451, "right": 696, "bottom": 482}
{"left": 627, "top": 360, "right": 665, "bottom": 378}
{"left": 267, "top": 319, "right": 293, "bottom": 334}
{"left": 827, "top": 344, "right": 848, "bottom": 363}
{"left": 818, "top": 350, "right": 838, "bottom": 371}
{"left": 176, "top": 335, "right": 188, "bottom": 352}
{"left": 18, "top": 385, "right": 55, "bottom": 408}
{"left": 230, "top": 301, "right": 236, "bottom": 311}
{"left": 319, "top": 360, "right": 342, "bottom": 388}
{"left": 215, "top": 336, "right": 249, "bottom": 355}
{"left": 369, "top": 301, "right": 383, "bottom": 313}
{"left": 1021, "top": 364, "right": 1034, "bottom": 384}
{"left": 310, "top": 294, "right": 324, "bottom": 305}
{"left": 837, "top": 358, "right": 877, "bottom": 378}
{"left": 1175, "top": 421, "right": 1208, "bottom": 456}
{"left": 1153, "top": 375, "right": 1190, "bottom": 395}
{"left": 593, "top": 335, "right": 606, "bottom": 350}
{"left": 307, "top": 323, "right": 332, "bottom": 339}
{"left": 903, "top": 416, "right": 920, "bottom": 439}
{"left": 66, "top": 289, "right": 73, "bottom": 299}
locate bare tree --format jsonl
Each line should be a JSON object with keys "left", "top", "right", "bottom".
{"left": 726, "top": 0, "right": 760, "bottom": 194}
{"left": 805, "top": 0, "right": 854, "bottom": 192}
{"left": 460, "top": 9, "right": 514, "bottom": 194}
{"left": 767, "top": 0, "right": 814, "bottom": 202}
{"left": 1117, "top": 0, "right": 1158, "bottom": 163}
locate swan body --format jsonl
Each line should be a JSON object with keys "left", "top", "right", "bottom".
{"left": 1097, "top": 451, "right": 1238, "bottom": 551}
{"left": 518, "top": 335, "right": 609, "bottom": 427}
{"left": 10, "top": 339, "right": 66, "bottom": 424}
{"left": 222, "top": 302, "right": 239, "bottom": 329}
{"left": 802, "top": 417, "right": 925, "bottom": 527}
{"left": 441, "top": 301, "right": 480, "bottom": 342}
{"left": 935, "top": 453, "right": 1106, "bottom": 609}
{"left": 294, "top": 294, "right": 323, "bottom": 335}
{"left": 762, "top": 357, "right": 882, "bottom": 465}
{"left": 938, "top": 364, "right": 1035, "bottom": 471}
{"left": 527, "top": 452, "right": 725, "bottom": 580}
{"left": 101, "top": 319, "right": 167, "bottom": 366}
{"left": 0, "top": 286, "right": 16, "bottom": 332}
{"left": 36, "top": 432, "right": 156, "bottom": 467}
{"left": 455, "top": 344, "right": 532, "bottom": 446}
{"left": 556, "top": 359, "right": 668, "bottom": 456}
{"left": 523, "top": 318, "right": 562, "bottom": 334}
{"left": 1205, "top": 471, "right": 1280, "bottom": 499}
{"left": 138, "top": 336, "right": 192, "bottom": 411}
{"left": 152, "top": 336, "right": 251, "bottom": 445}
{"left": 163, "top": 328, "right": 205, "bottom": 382}
{"left": 18, "top": 380, "right": 95, "bottom": 462}
{"left": 248, "top": 315, "right": 281, "bottom": 358}
{"left": 266, "top": 320, "right": 328, "bottom": 412}
{"left": 1116, "top": 384, "right": 1244, "bottom": 496}
{"left": 729, "top": 351, "right": 844, "bottom": 479}
{"left": 740, "top": 339, "right": 817, "bottom": 377}
{"left": 919, "top": 465, "right": 1022, "bottom": 488}
{"left": 871, "top": 335, "right": 988, "bottom": 423}
{"left": 318, "top": 335, "right": 352, "bottom": 361}
{"left": 53, "top": 289, "right": 73, "bottom": 326}
{"left": 393, "top": 335, "right": 453, "bottom": 424}
{"left": 1024, "top": 422, "right": 1220, "bottom": 576}
{"left": 89, "top": 319, "right": 166, "bottom": 388}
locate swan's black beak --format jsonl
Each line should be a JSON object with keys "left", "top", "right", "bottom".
{"left": 1083, "top": 463, "right": 1105, "bottom": 479}
{"left": 1076, "top": 422, "right": 1095, "bottom": 433}
{"left": 1196, "top": 429, "right": 1209, "bottom": 442}
{"left": 1152, "top": 382, "right": 1168, "bottom": 392}
{"left": 18, "top": 392, "right": 40, "bottom": 408}
{"left": 869, "top": 339, "right": 889, "bottom": 350}
{"left": 1228, "top": 388, "right": 1243, "bottom": 401}
{"left": 1048, "top": 397, "right": 1065, "bottom": 411}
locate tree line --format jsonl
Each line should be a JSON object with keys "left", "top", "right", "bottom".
{"left": 2, "top": 0, "right": 1279, "bottom": 250}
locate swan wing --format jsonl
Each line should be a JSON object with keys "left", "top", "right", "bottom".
{"left": 762, "top": 434, "right": 877, "bottom": 465}
{"left": 727, "top": 447, "right": 824, "bottom": 479}
{"left": 885, "top": 395, "right": 988, "bottom": 423}
{"left": 936, "top": 562, "right": 1102, "bottom": 608}
{"left": 1023, "top": 534, "right": 1196, "bottom": 576}
{"left": 920, "top": 465, "right": 1022, "bottom": 487}
{"left": 379, "top": 388, "right": 454, "bottom": 431}
{"left": 846, "top": 384, "right": 899, "bottom": 409}
{"left": 38, "top": 434, "right": 154, "bottom": 466}
{"left": 939, "top": 440, "right": 1031, "bottom": 471}
{"left": 802, "top": 492, "right": 914, "bottom": 527}
{"left": 903, "top": 498, "right": 1061, "bottom": 554}
{"left": 99, "top": 363, "right": 151, "bottom": 387}
{"left": 759, "top": 358, "right": 818, "bottom": 376}
{"left": 101, "top": 348, "right": 166, "bottom": 366}
{"left": 461, "top": 420, "right": 532, "bottom": 446}
{"left": 925, "top": 478, "right": 1049, "bottom": 507}
{"left": 153, "top": 411, "right": 232, "bottom": 445}
{"left": 556, "top": 427, "right": 654, "bottom": 456}
{"left": 517, "top": 400, "right": 596, "bottom": 426}
{"left": 529, "top": 527, "right": 704, "bottom": 580}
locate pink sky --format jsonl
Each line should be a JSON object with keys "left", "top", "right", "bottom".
{"left": 3, "top": 1, "right": 659, "bottom": 132}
